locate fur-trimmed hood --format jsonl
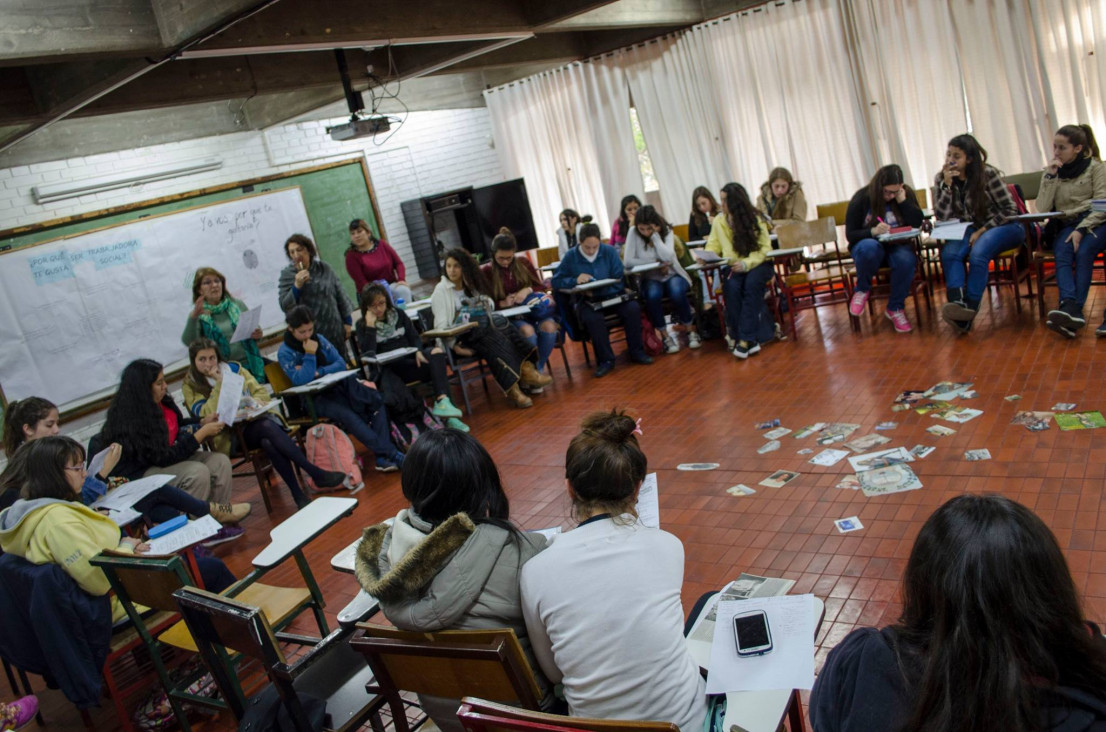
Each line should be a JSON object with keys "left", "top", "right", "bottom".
{"left": 354, "top": 509, "right": 547, "bottom": 633}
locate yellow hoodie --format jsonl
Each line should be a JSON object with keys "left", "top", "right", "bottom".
{"left": 0, "top": 499, "right": 134, "bottom": 622}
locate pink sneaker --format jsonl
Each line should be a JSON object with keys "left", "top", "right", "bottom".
{"left": 886, "top": 309, "right": 913, "bottom": 333}
{"left": 848, "top": 290, "right": 870, "bottom": 316}
{"left": 0, "top": 695, "right": 38, "bottom": 730}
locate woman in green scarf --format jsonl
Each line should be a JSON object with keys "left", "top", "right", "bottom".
{"left": 181, "top": 267, "right": 267, "bottom": 382}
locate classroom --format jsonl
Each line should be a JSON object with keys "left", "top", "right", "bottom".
{"left": 0, "top": 0, "right": 1103, "bottom": 730}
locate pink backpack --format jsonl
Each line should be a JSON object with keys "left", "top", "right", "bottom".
{"left": 303, "top": 424, "right": 364, "bottom": 494}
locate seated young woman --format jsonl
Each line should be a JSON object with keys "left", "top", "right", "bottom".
{"left": 1038, "top": 124, "right": 1106, "bottom": 337}
{"left": 278, "top": 305, "right": 406, "bottom": 473}
{"left": 755, "top": 167, "right": 807, "bottom": 227}
{"left": 551, "top": 224, "right": 652, "bottom": 379}
{"left": 557, "top": 209, "right": 589, "bottom": 259}
{"left": 844, "top": 164, "right": 924, "bottom": 333}
{"left": 0, "top": 437, "right": 236, "bottom": 624}
{"left": 810, "top": 494, "right": 1106, "bottom": 731}
{"left": 480, "top": 228, "right": 560, "bottom": 374}
{"left": 183, "top": 338, "right": 348, "bottom": 508}
{"left": 355, "top": 428, "right": 551, "bottom": 731}
{"left": 609, "top": 195, "right": 642, "bottom": 251}
{"left": 622, "top": 205, "right": 701, "bottom": 354}
{"left": 345, "top": 218, "right": 413, "bottom": 304}
{"left": 708, "top": 183, "right": 777, "bottom": 359}
{"left": 98, "top": 359, "right": 249, "bottom": 541}
{"left": 355, "top": 284, "right": 468, "bottom": 432}
{"left": 1, "top": 396, "right": 247, "bottom": 531}
{"left": 520, "top": 410, "right": 708, "bottom": 731}
{"left": 688, "top": 186, "right": 719, "bottom": 241}
{"left": 430, "top": 248, "right": 552, "bottom": 409}
{"left": 181, "top": 266, "right": 266, "bottom": 382}
{"left": 935, "top": 133, "right": 1024, "bottom": 333}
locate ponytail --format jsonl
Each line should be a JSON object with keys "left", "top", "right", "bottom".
{"left": 3, "top": 396, "right": 57, "bottom": 457}
{"left": 1057, "top": 124, "right": 1100, "bottom": 161}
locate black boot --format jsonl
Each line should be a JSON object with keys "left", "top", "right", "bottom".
{"left": 942, "top": 288, "right": 977, "bottom": 328}
{"left": 1048, "top": 299, "right": 1086, "bottom": 331}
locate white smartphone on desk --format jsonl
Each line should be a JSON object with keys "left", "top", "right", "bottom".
{"left": 733, "top": 609, "right": 773, "bottom": 657}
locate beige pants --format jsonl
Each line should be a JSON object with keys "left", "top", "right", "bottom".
{"left": 144, "top": 451, "right": 232, "bottom": 505}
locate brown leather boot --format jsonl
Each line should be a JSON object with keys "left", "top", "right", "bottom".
{"left": 520, "top": 361, "right": 553, "bottom": 388}
{"left": 506, "top": 384, "right": 533, "bottom": 409}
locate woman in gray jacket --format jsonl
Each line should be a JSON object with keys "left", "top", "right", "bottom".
{"left": 277, "top": 234, "right": 354, "bottom": 355}
{"left": 355, "top": 428, "right": 551, "bottom": 731}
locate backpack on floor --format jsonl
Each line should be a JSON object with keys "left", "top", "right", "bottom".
{"left": 389, "top": 408, "right": 445, "bottom": 452}
{"left": 303, "top": 424, "right": 364, "bottom": 493}
{"left": 640, "top": 313, "right": 664, "bottom": 356}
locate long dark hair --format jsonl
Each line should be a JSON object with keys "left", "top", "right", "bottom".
{"left": 894, "top": 494, "right": 1106, "bottom": 732}
{"left": 633, "top": 205, "right": 670, "bottom": 245}
{"left": 3, "top": 396, "right": 57, "bottom": 457}
{"left": 865, "top": 165, "right": 916, "bottom": 227}
{"left": 690, "top": 186, "right": 719, "bottom": 228}
{"left": 401, "top": 429, "right": 515, "bottom": 533}
{"left": 18, "top": 436, "right": 86, "bottom": 501}
{"left": 565, "top": 409, "right": 646, "bottom": 522}
{"left": 100, "top": 359, "right": 170, "bottom": 462}
{"left": 185, "top": 338, "right": 223, "bottom": 400}
{"left": 486, "top": 228, "right": 538, "bottom": 303}
{"left": 443, "top": 248, "right": 490, "bottom": 298}
{"left": 617, "top": 195, "right": 642, "bottom": 231}
{"left": 721, "top": 183, "right": 760, "bottom": 257}
{"left": 947, "top": 134, "right": 996, "bottom": 225}
{"left": 1056, "top": 124, "right": 1101, "bottom": 161}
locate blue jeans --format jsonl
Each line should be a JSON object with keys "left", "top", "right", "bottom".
{"left": 851, "top": 238, "right": 917, "bottom": 311}
{"left": 723, "top": 262, "right": 775, "bottom": 343}
{"left": 315, "top": 377, "right": 395, "bottom": 458}
{"left": 1054, "top": 224, "right": 1106, "bottom": 308}
{"left": 940, "top": 223, "right": 1025, "bottom": 304}
{"left": 641, "top": 275, "right": 694, "bottom": 329}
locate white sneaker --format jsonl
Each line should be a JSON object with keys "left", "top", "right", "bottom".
{"left": 663, "top": 335, "right": 680, "bottom": 354}
{"left": 688, "top": 332, "right": 702, "bottom": 349}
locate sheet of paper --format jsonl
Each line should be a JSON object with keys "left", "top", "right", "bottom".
{"left": 237, "top": 398, "right": 281, "bottom": 422}
{"left": 706, "top": 595, "right": 816, "bottom": 693}
{"left": 105, "top": 507, "right": 142, "bottom": 526}
{"left": 635, "top": 472, "right": 659, "bottom": 528}
{"left": 930, "top": 221, "right": 971, "bottom": 241}
{"left": 843, "top": 433, "right": 890, "bottom": 453}
{"left": 531, "top": 526, "right": 563, "bottom": 541}
{"left": 215, "top": 364, "right": 246, "bottom": 425}
{"left": 91, "top": 473, "right": 174, "bottom": 510}
{"left": 87, "top": 445, "right": 112, "bottom": 479}
{"left": 628, "top": 262, "right": 662, "bottom": 273}
{"left": 808, "top": 448, "right": 849, "bottom": 467}
{"left": 847, "top": 447, "right": 914, "bottom": 472}
{"left": 144, "top": 514, "right": 222, "bottom": 555}
{"left": 229, "top": 305, "right": 263, "bottom": 343}
{"left": 691, "top": 248, "right": 724, "bottom": 263}
{"left": 859, "top": 464, "right": 922, "bottom": 496}
{"left": 365, "top": 346, "right": 419, "bottom": 364}
{"left": 283, "top": 369, "right": 359, "bottom": 394}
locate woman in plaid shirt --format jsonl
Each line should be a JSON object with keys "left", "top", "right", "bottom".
{"left": 934, "top": 134, "right": 1023, "bottom": 333}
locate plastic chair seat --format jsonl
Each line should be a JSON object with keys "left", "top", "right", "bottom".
{"left": 159, "top": 583, "right": 313, "bottom": 652}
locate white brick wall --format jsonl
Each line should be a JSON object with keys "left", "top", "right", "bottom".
{"left": 0, "top": 108, "right": 505, "bottom": 271}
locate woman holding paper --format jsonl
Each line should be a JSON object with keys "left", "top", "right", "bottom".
{"left": 1, "top": 396, "right": 246, "bottom": 529}
{"left": 622, "top": 205, "right": 700, "bottom": 353}
{"left": 183, "top": 338, "right": 348, "bottom": 508}
{"left": 844, "top": 165, "right": 924, "bottom": 333}
{"left": 278, "top": 234, "right": 354, "bottom": 355}
{"left": 355, "top": 284, "right": 468, "bottom": 432}
{"left": 520, "top": 410, "right": 708, "bottom": 732}
{"left": 934, "top": 134, "right": 1023, "bottom": 333}
{"left": 1038, "top": 124, "right": 1106, "bottom": 337}
{"left": 810, "top": 494, "right": 1106, "bottom": 731}
{"left": 181, "top": 267, "right": 266, "bottom": 382}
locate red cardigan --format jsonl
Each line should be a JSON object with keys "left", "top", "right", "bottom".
{"left": 480, "top": 256, "right": 548, "bottom": 308}
{"left": 344, "top": 241, "right": 407, "bottom": 292}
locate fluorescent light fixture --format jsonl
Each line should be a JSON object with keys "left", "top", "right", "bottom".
{"left": 31, "top": 157, "right": 224, "bottom": 204}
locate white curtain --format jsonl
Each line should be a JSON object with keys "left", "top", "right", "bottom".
{"left": 695, "top": 0, "right": 875, "bottom": 211}
{"left": 1028, "top": 0, "right": 1106, "bottom": 137}
{"left": 621, "top": 34, "right": 733, "bottom": 220}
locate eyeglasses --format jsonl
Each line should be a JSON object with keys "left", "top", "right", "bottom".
{"left": 65, "top": 464, "right": 87, "bottom": 473}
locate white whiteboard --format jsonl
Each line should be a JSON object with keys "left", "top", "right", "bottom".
{"left": 0, "top": 188, "right": 314, "bottom": 409}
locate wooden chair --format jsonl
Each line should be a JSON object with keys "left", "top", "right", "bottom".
{"left": 456, "top": 697, "right": 681, "bottom": 732}
{"left": 350, "top": 624, "right": 544, "bottom": 732}
{"left": 772, "top": 217, "right": 852, "bottom": 339}
{"left": 91, "top": 551, "right": 325, "bottom": 730}
{"left": 672, "top": 223, "right": 690, "bottom": 243}
{"left": 172, "top": 587, "right": 385, "bottom": 731}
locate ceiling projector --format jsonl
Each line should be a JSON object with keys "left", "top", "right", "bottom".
{"left": 327, "top": 115, "right": 391, "bottom": 141}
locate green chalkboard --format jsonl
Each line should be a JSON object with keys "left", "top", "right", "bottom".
{"left": 0, "top": 158, "right": 381, "bottom": 305}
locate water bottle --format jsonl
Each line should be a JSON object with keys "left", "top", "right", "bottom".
{"left": 395, "top": 298, "right": 406, "bottom": 310}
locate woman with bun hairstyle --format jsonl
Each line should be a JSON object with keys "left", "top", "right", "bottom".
{"left": 278, "top": 233, "right": 353, "bottom": 354}
{"left": 756, "top": 167, "right": 807, "bottom": 226}
{"left": 688, "top": 186, "right": 719, "bottom": 241}
{"left": 481, "top": 228, "right": 559, "bottom": 374}
{"left": 810, "top": 494, "right": 1106, "bottom": 731}
{"left": 345, "top": 218, "right": 413, "bottom": 304}
{"left": 844, "top": 164, "right": 924, "bottom": 333}
{"left": 1038, "top": 124, "right": 1106, "bottom": 337}
{"left": 355, "top": 428, "right": 551, "bottom": 731}
{"left": 181, "top": 266, "right": 266, "bottom": 382}
{"left": 520, "top": 410, "right": 708, "bottom": 731}
{"left": 935, "top": 134, "right": 1023, "bottom": 333}
{"left": 609, "top": 195, "right": 642, "bottom": 251}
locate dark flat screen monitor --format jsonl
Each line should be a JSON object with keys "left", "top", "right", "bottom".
{"left": 471, "top": 178, "right": 538, "bottom": 254}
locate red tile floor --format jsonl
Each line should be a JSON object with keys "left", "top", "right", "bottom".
{"left": 23, "top": 283, "right": 1106, "bottom": 729}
